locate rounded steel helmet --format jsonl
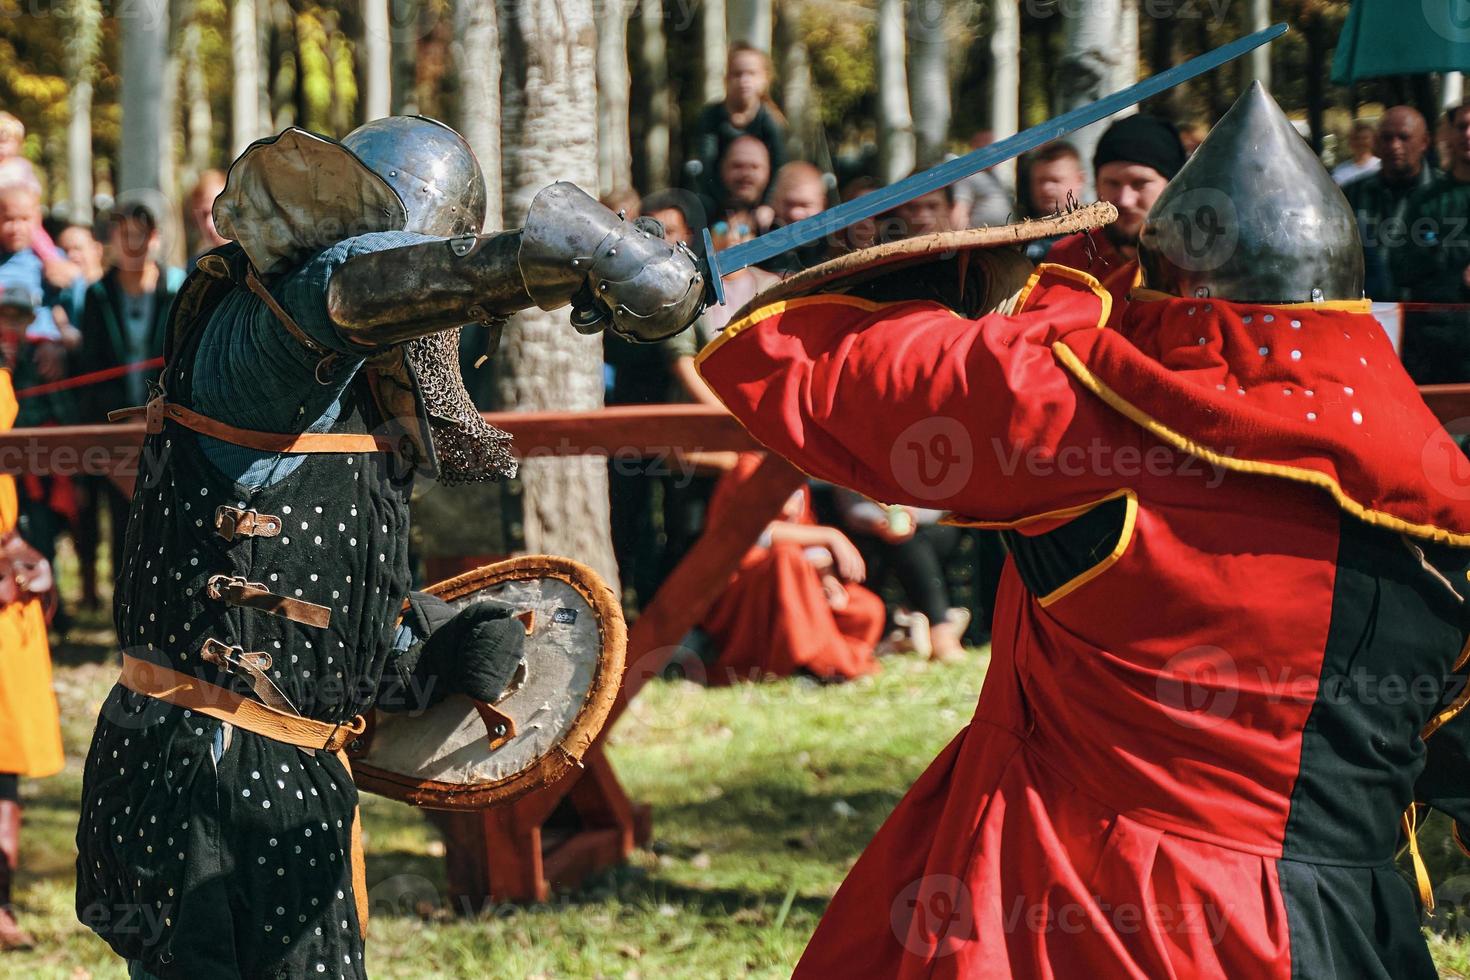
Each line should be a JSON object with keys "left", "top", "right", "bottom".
{"left": 341, "top": 116, "right": 487, "bottom": 238}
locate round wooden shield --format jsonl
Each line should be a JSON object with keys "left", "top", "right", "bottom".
{"left": 349, "top": 555, "right": 626, "bottom": 810}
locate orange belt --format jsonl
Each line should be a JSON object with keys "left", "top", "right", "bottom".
{"left": 118, "top": 655, "right": 372, "bottom": 935}
{"left": 109, "top": 397, "right": 392, "bottom": 455}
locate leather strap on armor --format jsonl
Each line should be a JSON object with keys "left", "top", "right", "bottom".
{"left": 118, "top": 654, "right": 371, "bottom": 935}
{"left": 206, "top": 574, "right": 332, "bottom": 629}
{"left": 214, "top": 506, "right": 283, "bottom": 542}
{"left": 109, "top": 396, "right": 392, "bottom": 455}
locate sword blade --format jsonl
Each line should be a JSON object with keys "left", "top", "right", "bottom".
{"left": 705, "top": 21, "right": 1288, "bottom": 302}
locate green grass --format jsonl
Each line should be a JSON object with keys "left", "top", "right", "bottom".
{"left": 12, "top": 598, "right": 1470, "bottom": 977}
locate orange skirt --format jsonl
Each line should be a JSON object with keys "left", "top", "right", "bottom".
{"left": 0, "top": 596, "right": 63, "bottom": 777}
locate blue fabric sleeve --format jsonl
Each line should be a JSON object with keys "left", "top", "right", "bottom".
{"left": 189, "top": 230, "right": 440, "bottom": 489}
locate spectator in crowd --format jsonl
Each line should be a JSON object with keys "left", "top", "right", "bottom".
{"left": 0, "top": 277, "right": 65, "bottom": 953}
{"left": 1019, "top": 142, "right": 1087, "bottom": 260}
{"left": 692, "top": 43, "right": 786, "bottom": 207}
{"left": 700, "top": 452, "right": 884, "bottom": 684}
{"left": 74, "top": 200, "right": 185, "bottom": 589}
{"left": 656, "top": 193, "right": 777, "bottom": 598}
{"left": 1343, "top": 106, "right": 1437, "bottom": 300}
{"left": 1390, "top": 101, "right": 1470, "bottom": 384}
{"left": 1045, "top": 115, "right": 1186, "bottom": 321}
{"left": 834, "top": 175, "right": 881, "bottom": 253}
{"left": 833, "top": 490, "right": 973, "bottom": 662}
{"left": 0, "top": 115, "right": 60, "bottom": 266}
{"left": 877, "top": 176, "right": 951, "bottom": 245}
{"left": 708, "top": 134, "right": 773, "bottom": 249}
{"left": 0, "top": 185, "right": 69, "bottom": 371}
{"left": 1023, "top": 141, "right": 1087, "bottom": 217}
{"left": 1332, "top": 119, "right": 1381, "bottom": 185}
{"left": 185, "top": 168, "right": 228, "bottom": 262}
{"left": 759, "top": 161, "right": 832, "bottom": 274}
{"left": 54, "top": 224, "right": 103, "bottom": 326}
{"left": 1179, "top": 121, "right": 1209, "bottom": 155}
{"left": 950, "top": 131, "right": 1015, "bottom": 229}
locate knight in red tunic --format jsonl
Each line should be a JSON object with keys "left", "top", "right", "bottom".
{"left": 697, "top": 82, "right": 1470, "bottom": 978}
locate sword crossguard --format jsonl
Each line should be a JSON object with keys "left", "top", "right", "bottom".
{"left": 701, "top": 228, "right": 727, "bottom": 308}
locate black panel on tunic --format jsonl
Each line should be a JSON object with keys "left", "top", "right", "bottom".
{"left": 999, "top": 494, "right": 1130, "bottom": 601}
{"left": 1277, "top": 512, "right": 1470, "bottom": 980}
{"left": 74, "top": 287, "right": 413, "bottom": 979}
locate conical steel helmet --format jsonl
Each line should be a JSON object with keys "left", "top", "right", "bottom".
{"left": 1138, "top": 81, "right": 1363, "bottom": 303}
{"left": 341, "top": 115, "right": 487, "bottom": 239}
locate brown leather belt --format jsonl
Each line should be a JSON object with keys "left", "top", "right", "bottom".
{"left": 118, "top": 654, "right": 372, "bottom": 934}
{"left": 109, "top": 397, "right": 392, "bottom": 455}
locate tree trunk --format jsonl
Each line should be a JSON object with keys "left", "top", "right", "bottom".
{"left": 875, "top": 0, "right": 914, "bottom": 183}
{"left": 65, "top": 0, "right": 101, "bottom": 224}
{"left": 701, "top": 0, "right": 727, "bottom": 103}
{"left": 631, "top": 0, "right": 672, "bottom": 192}
{"left": 1058, "top": 0, "right": 1120, "bottom": 192}
{"left": 391, "top": 0, "right": 418, "bottom": 114}
{"left": 184, "top": 5, "right": 213, "bottom": 182}
{"left": 231, "top": 0, "right": 262, "bottom": 156}
{"left": 1245, "top": 0, "right": 1270, "bottom": 90}
{"left": 495, "top": 0, "right": 619, "bottom": 587}
{"left": 362, "top": 0, "right": 391, "bottom": 120}
{"left": 774, "top": 0, "right": 814, "bottom": 164}
{"left": 727, "top": 0, "right": 770, "bottom": 51}
{"left": 453, "top": 0, "right": 501, "bottom": 227}
{"left": 1112, "top": 0, "right": 1138, "bottom": 117}
{"left": 595, "top": 0, "right": 633, "bottom": 194}
{"left": 119, "top": 0, "right": 169, "bottom": 193}
{"left": 988, "top": 0, "right": 1020, "bottom": 191}
{"left": 907, "top": 0, "right": 950, "bottom": 167}
{"left": 1304, "top": 15, "right": 1328, "bottom": 154}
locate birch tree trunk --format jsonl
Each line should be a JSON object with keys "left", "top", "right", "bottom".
{"left": 184, "top": 5, "right": 213, "bottom": 182}
{"left": 1058, "top": 0, "right": 1121, "bottom": 193}
{"left": 453, "top": 0, "right": 501, "bottom": 227}
{"left": 231, "top": 0, "right": 262, "bottom": 156}
{"left": 875, "top": 0, "right": 914, "bottom": 183}
{"left": 701, "top": 0, "right": 727, "bottom": 103}
{"left": 774, "top": 0, "right": 814, "bottom": 163}
{"left": 595, "top": 0, "right": 633, "bottom": 194}
{"left": 65, "top": 0, "right": 101, "bottom": 223}
{"left": 906, "top": 0, "right": 949, "bottom": 167}
{"left": 390, "top": 0, "right": 418, "bottom": 114}
{"left": 988, "top": 0, "right": 1020, "bottom": 192}
{"left": 1245, "top": 0, "right": 1271, "bottom": 90}
{"left": 495, "top": 0, "right": 618, "bottom": 587}
{"left": 727, "top": 0, "right": 770, "bottom": 51}
{"left": 631, "top": 0, "right": 671, "bottom": 192}
{"left": 119, "top": 0, "right": 168, "bottom": 193}
{"left": 1111, "top": 0, "right": 1138, "bottom": 120}
{"left": 362, "top": 0, "right": 391, "bottom": 120}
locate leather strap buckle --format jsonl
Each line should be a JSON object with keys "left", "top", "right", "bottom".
{"left": 144, "top": 396, "right": 166, "bottom": 434}
{"left": 214, "top": 505, "right": 282, "bottom": 542}
{"left": 205, "top": 573, "right": 332, "bottom": 629}
{"left": 200, "top": 637, "right": 298, "bottom": 714}
{"left": 325, "top": 714, "right": 369, "bottom": 753}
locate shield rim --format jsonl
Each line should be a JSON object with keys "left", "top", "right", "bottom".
{"left": 350, "top": 554, "right": 627, "bottom": 810}
{"left": 730, "top": 201, "right": 1118, "bottom": 322}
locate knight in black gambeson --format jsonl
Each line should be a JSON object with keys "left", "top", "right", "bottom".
{"left": 73, "top": 117, "right": 704, "bottom": 979}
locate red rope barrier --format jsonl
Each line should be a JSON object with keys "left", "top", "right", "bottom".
{"left": 14, "top": 357, "right": 164, "bottom": 400}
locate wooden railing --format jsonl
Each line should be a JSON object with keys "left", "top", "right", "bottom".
{"left": 9, "top": 387, "right": 1470, "bottom": 902}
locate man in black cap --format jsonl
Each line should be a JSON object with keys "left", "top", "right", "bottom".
{"left": 1044, "top": 114, "right": 1187, "bottom": 324}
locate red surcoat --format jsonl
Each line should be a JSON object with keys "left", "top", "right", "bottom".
{"left": 696, "top": 265, "right": 1470, "bottom": 978}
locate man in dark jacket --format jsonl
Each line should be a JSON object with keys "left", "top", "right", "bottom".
{"left": 73, "top": 200, "right": 185, "bottom": 586}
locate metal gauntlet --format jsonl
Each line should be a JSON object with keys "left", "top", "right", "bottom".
{"left": 326, "top": 182, "right": 705, "bottom": 347}
{"left": 519, "top": 182, "right": 705, "bottom": 343}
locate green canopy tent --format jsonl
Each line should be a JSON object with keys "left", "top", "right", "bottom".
{"left": 1332, "top": 1, "right": 1470, "bottom": 83}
